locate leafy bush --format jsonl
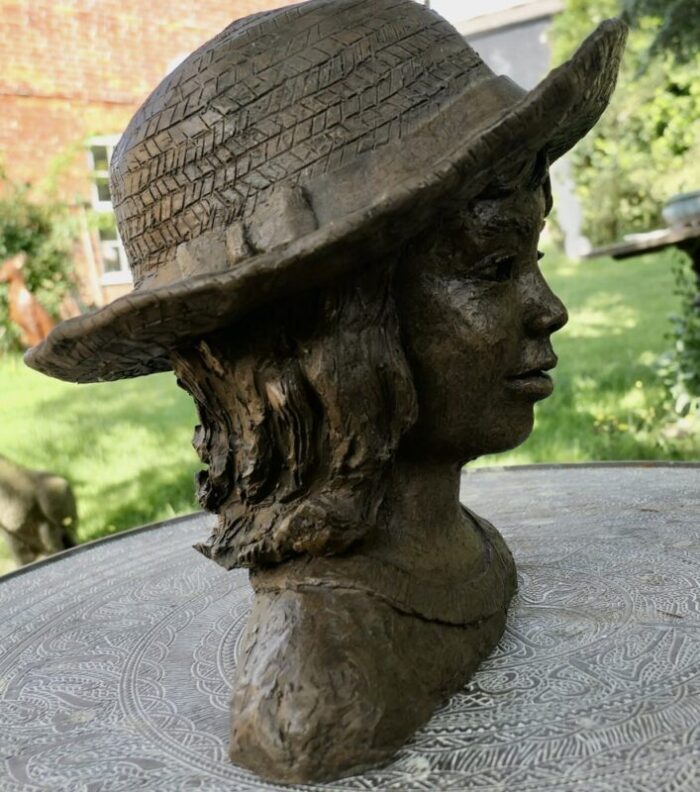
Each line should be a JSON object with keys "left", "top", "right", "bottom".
{"left": 553, "top": 2, "right": 700, "bottom": 429}
{"left": 0, "top": 173, "right": 78, "bottom": 352}
{"left": 621, "top": 0, "right": 700, "bottom": 63}
{"left": 656, "top": 254, "right": 700, "bottom": 417}
{"left": 551, "top": 0, "right": 700, "bottom": 245}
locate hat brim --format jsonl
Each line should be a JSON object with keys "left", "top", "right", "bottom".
{"left": 26, "top": 19, "right": 626, "bottom": 383}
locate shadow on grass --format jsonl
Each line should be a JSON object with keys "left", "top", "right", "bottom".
{"left": 35, "top": 375, "right": 194, "bottom": 453}
{"left": 529, "top": 378, "right": 685, "bottom": 462}
{"left": 16, "top": 372, "right": 201, "bottom": 540}
{"left": 80, "top": 460, "right": 200, "bottom": 542}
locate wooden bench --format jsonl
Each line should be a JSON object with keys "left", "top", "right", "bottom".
{"left": 585, "top": 224, "right": 700, "bottom": 302}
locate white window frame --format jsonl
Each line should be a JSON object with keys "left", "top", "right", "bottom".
{"left": 87, "top": 136, "right": 132, "bottom": 286}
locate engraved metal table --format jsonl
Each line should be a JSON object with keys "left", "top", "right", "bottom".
{"left": 1, "top": 463, "right": 699, "bottom": 791}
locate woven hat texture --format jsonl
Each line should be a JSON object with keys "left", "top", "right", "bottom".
{"left": 112, "top": 0, "right": 490, "bottom": 286}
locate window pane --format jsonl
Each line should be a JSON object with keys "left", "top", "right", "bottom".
{"left": 101, "top": 243, "right": 121, "bottom": 273}
{"left": 95, "top": 177, "right": 111, "bottom": 203}
{"left": 98, "top": 225, "right": 117, "bottom": 242}
{"left": 91, "top": 146, "right": 109, "bottom": 172}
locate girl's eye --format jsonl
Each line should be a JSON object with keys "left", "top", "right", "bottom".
{"left": 475, "top": 254, "right": 517, "bottom": 283}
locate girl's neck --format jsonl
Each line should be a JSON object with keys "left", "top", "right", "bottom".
{"left": 360, "top": 456, "right": 486, "bottom": 580}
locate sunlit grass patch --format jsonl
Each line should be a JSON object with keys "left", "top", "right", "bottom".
{"left": 0, "top": 356, "right": 199, "bottom": 548}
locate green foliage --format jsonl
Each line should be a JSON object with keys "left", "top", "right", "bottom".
{"left": 622, "top": 0, "right": 700, "bottom": 62}
{"left": 656, "top": 254, "right": 700, "bottom": 417}
{"left": 0, "top": 171, "right": 78, "bottom": 352}
{"left": 551, "top": 1, "right": 700, "bottom": 245}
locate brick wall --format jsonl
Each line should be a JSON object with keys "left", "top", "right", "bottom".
{"left": 1, "top": 0, "right": 289, "bottom": 190}
{"left": 0, "top": 95, "right": 134, "bottom": 198}
{"left": 0, "top": 0, "right": 293, "bottom": 303}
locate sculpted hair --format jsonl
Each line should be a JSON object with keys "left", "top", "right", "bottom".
{"left": 171, "top": 262, "right": 418, "bottom": 570}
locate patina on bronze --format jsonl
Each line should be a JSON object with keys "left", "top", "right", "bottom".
{"left": 26, "top": 0, "right": 626, "bottom": 783}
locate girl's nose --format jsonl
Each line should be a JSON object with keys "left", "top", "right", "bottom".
{"left": 524, "top": 270, "right": 568, "bottom": 336}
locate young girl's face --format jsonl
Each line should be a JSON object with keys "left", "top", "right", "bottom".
{"left": 395, "top": 183, "right": 568, "bottom": 463}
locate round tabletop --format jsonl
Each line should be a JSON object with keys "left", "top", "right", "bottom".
{"left": 1, "top": 463, "right": 699, "bottom": 791}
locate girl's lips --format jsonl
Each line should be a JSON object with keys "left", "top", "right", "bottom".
{"left": 504, "top": 370, "right": 554, "bottom": 399}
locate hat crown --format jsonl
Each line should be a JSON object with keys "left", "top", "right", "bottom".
{"left": 110, "top": 0, "right": 492, "bottom": 287}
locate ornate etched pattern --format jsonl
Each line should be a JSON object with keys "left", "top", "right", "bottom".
{"left": 1, "top": 464, "right": 699, "bottom": 791}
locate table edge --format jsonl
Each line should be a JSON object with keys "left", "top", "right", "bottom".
{"left": 1, "top": 461, "right": 698, "bottom": 584}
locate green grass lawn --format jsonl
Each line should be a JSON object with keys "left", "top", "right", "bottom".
{"left": 0, "top": 359, "right": 199, "bottom": 574}
{"left": 0, "top": 248, "right": 697, "bottom": 574}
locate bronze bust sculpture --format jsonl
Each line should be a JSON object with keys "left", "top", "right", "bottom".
{"left": 26, "top": 0, "right": 626, "bottom": 782}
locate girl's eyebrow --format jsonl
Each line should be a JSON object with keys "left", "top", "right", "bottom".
{"left": 480, "top": 213, "right": 543, "bottom": 239}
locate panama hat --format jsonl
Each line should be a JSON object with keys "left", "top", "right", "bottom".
{"left": 26, "top": 0, "right": 626, "bottom": 383}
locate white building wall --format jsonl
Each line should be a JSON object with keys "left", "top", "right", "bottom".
{"left": 416, "top": 0, "right": 590, "bottom": 258}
